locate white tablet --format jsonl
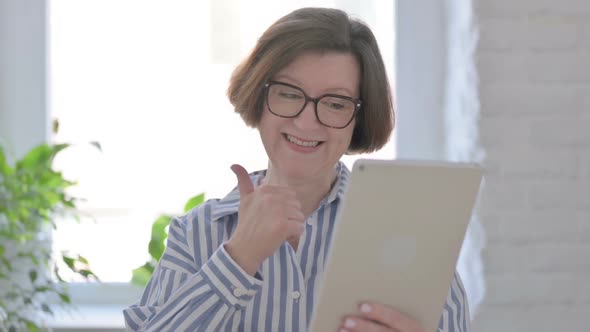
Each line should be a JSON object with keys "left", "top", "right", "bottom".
{"left": 310, "top": 159, "right": 483, "bottom": 332}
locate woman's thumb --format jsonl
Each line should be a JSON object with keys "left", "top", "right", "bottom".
{"left": 231, "top": 164, "right": 254, "bottom": 195}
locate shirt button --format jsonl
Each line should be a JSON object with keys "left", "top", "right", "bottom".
{"left": 233, "top": 288, "right": 244, "bottom": 297}
{"left": 306, "top": 219, "right": 313, "bottom": 226}
{"left": 292, "top": 290, "right": 301, "bottom": 299}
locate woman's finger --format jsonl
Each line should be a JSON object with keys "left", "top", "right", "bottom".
{"left": 286, "top": 219, "right": 305, "bottom": 238}
{"left": 357, "top": 302, "right": 425, "bottom": 332}
{"left": 286, "top": 205, "right": 305, "bottom": 222}
{"left": 339, "top": 315, "right": 394, "bottom": 332}
{"left": 231, "top": 164, "right": 254, "bottom": 195}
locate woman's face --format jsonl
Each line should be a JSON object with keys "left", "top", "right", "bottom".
{"left": 258, "top": 51, "right": 360, "bottom": 180}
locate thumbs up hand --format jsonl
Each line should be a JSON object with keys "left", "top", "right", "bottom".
{"left": 225, "top": 164, "right": 305, "bottom": 276}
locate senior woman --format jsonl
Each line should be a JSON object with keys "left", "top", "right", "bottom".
{"left": 124, "top": 7, "right": 469, "bottom": 332}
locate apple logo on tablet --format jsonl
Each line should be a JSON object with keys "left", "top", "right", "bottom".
{"left": 380, "top": 235, "right": 417, "bottom": 269}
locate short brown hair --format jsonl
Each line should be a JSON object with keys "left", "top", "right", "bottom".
{"left": 227, "top": 7, "right": 394, "bottom": 153}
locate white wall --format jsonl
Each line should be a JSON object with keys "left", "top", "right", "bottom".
{"left": 473, "top": 0, "right": 590, "bottom": 330}
{"left": 444, "top": 0, "right": 486, "bottom": 317}
{"left": 396, "top": 0, "right": 447, "bottom": 160}
{"left": 397, "top": 0, "right": 488, "bottom": 317}
{"left": 0, "top": 0, "right": 49, "bottom": 159}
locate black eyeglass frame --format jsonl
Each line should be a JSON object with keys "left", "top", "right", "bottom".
{"left": 263, "top": 80, "right": 362, "bottom": 129}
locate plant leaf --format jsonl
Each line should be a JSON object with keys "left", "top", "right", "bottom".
{"left": 26, "top": 322, "right": 41, "bottom": 332}
{"left": 18, "top": 144, "right": 52, "bottom": 169}
{"left": 131, "top": 263, "right": 155, "bottom": 288}
{"left": 29, "top": 269, "right": 38, "bottom": 283}
{"left": 49, "top": 143, "right": 70, "bottom": 161}
{"left": 41, "top": 303, "right": 53, "bottom": 315}
{"left": 0, "top": 146, "right": 13, "bottom": 175}
{"left": 1, "top": 256, "right": 12, "bottom": 271}
{"left": 77, "top": 268, "right": 98, "bottom": 280}
{"left": 62, "top": 255, "right": 75, "bottom": 269}
{"left": 89, "top": 141, "right": 102, "bottom": 152}
{"left": 58, "top": 292, "right": 71, "bottom": 304}
{"left": 54, "top": 265, "right": 65, "bottom": 282}
{"left": 148, "top": 215, "right": 172, "bottom": 260}
{"left": 35, "top": 286, "right": 50, "bottom": 293}
{"left": 53, "top": 118, "right": 60, "bottom": 134}
{"left": 77, "top": 254, "right": 89, "bottom": 265}
{"left": 183, "top": 193, "right": 205, "bottom": 213}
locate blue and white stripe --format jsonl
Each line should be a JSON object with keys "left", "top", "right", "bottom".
{"left": 124, "top": 161, "right": 470, "bottom": 331}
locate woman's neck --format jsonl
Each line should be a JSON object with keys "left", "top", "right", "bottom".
{"left": 262, "top": 163, "right": 338, "bottom": 217}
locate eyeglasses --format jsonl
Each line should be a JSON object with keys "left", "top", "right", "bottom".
{"left": 264, "top": 81, "right": 362, "bottom": 129}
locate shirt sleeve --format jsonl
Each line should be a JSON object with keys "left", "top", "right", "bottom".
{"left": 437, "top": 271, "right": 470, "bottom": 332}
{"left": 123, "top": 216, "right": 263, "bottom": 331}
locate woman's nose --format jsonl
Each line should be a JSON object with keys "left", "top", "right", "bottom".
{"left": 293, "top": 100, "right": 322, "bottom": 129}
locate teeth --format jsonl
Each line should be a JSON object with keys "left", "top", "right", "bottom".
{"left": 286, "top": 134, "right": 320, "bottom": 147}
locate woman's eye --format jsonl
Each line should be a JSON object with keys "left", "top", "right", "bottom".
{"left": 278, "top": 92, "right": 302, "bottom": 100}
{"left": 324, "top": 101, "right": 345, "bottom": 110}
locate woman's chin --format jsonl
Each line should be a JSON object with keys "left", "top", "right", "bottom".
{"left": 284, "top": 166, "right": 316, "bottom": 180}
{"left": 272, "top": 161, "right": 319, "bottom": 180}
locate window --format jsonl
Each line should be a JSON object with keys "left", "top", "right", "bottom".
{"left": 49, "top": 0, "right": 395, "bottom": 309}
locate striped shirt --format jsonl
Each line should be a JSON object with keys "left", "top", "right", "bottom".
{"left": 124, "top": 161, "right": 469, "bottom": 331}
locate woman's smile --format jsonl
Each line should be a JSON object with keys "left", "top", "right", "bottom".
{"left": 283, "top": 133, "right": 324, "bottom": 153}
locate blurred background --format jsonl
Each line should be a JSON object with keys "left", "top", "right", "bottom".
{"left": 0, "top": 0, "right": 588, "bottom": 331}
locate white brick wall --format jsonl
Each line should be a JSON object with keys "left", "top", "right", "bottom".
{"left": 473, "top": 0, "right": 590, "bottom": 330}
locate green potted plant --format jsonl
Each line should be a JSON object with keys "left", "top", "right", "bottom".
{"left": 0, "top": 142, "right": 98, "bottom": 331}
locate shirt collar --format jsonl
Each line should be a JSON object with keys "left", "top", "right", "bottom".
{"left": 211, "top": 161, "right": 351, "bottom": 222}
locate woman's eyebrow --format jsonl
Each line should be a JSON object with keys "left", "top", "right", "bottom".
{"left": 273, "top": 74, "right": 302, "bottom": 86}
{"left": 323, "top": 87, "right": 355, "bottom": 96}
{"left": 273, "top": 74, "right": 355, "bottom": 96}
